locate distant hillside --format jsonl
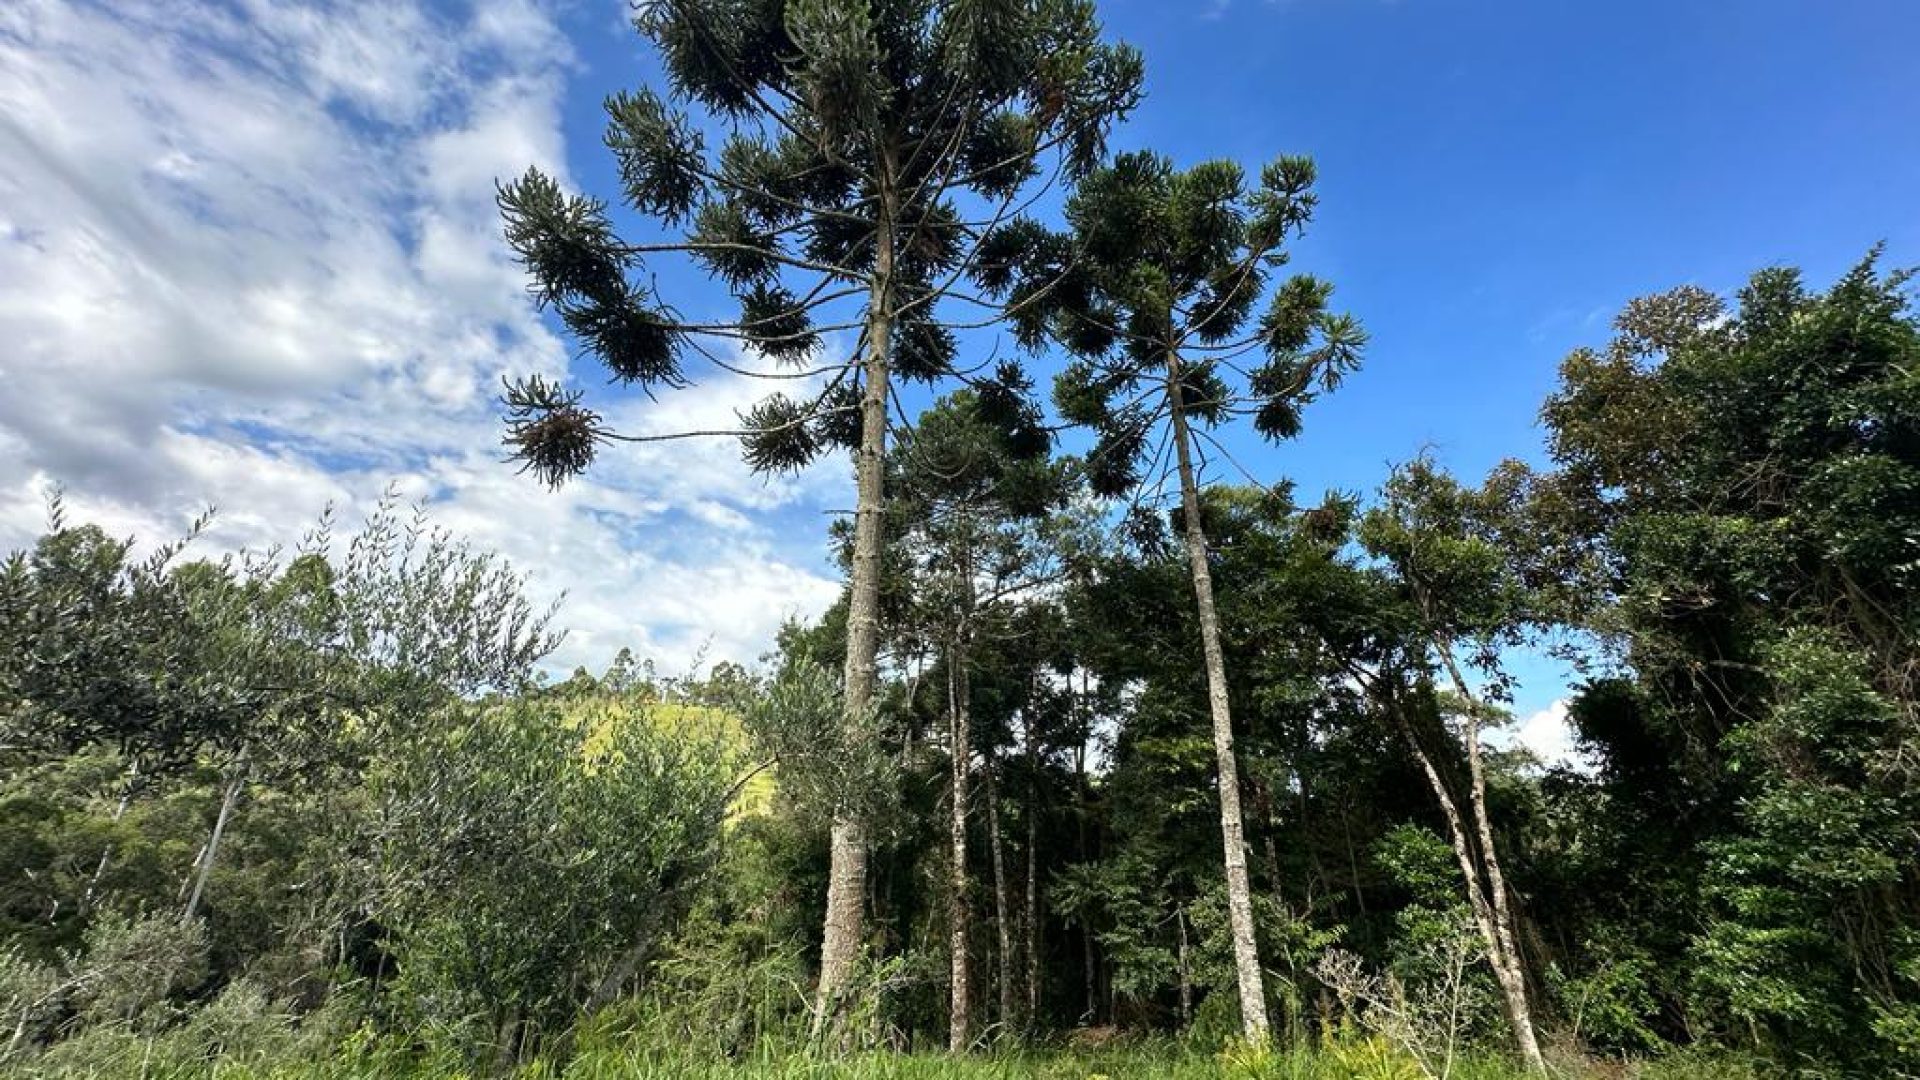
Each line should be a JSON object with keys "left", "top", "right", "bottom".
{"left": 563, "top": 695, "right": 775, "bottom": 819}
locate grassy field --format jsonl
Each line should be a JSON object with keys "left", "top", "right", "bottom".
{"left": 3, "top": 1030, "right": 1767, "bottom": 1080}
{"left": 533, "top": 1046, "right": 1759, "bottom": 1080}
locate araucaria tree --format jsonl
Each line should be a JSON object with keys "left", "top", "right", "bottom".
{"left": 888, "top": 389, "right": 1062, "bottom": 1049}
{"left": 987, "top": 151, "right": 1364, "bottom": 1042}
{"left": 492, "top": 0, "right": 1139, "bottom": 1025}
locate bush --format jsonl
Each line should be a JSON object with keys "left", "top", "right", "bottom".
{"left": 370, "top": 699, "right": 736, "bottom": 1064}
{"left": 178, "top": 977, "right": 295, "bottom": 1068}
{"left": 1547, "top": 935, "right": 1666, "bottom": 1055}
{"left": 0, "top": 943, "right": 61, "bottom": 1060}
{"left": 64, "top": 910, "right": 207, "bottom": 1029}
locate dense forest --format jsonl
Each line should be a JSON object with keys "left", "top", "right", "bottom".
{"left": 4, "top": 2, "right": 1917, "bottom": 1078}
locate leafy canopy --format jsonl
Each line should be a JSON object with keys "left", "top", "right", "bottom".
{"left": 980, "top": 150, "right": 1365, "bottom": 498}
{"left": 496, "top": 0, "right": 1142, "bottom": 485}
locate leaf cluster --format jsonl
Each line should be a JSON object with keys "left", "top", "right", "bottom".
{"left": 496, "top": 0, "right": 1143, "bottom": 485}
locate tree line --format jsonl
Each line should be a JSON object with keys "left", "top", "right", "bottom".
{"left": 1, "top": 0, "right": 1915, "bottom": 1076}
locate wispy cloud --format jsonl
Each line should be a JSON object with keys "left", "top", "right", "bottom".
{"left": 0, "top": 0, "right": 842, "bottom": 673}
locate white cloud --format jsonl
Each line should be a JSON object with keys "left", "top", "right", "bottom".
{"left": 1496, "top": 699, "right": 1597, "bottom": 773}
{"left": 0, "top": 0, "right": 844, "bottom": 675}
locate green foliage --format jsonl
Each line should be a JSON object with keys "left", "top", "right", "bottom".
{"left": 6, "top": 40, "right": 1919, "bottom": 1069}
{"left": 1374, "top": 825, "right": 1460, "bottom": 911}
{"left": 1546, "top": 937, "right": 1668, "bottom": 1056}
{"left": 1536, "top": 255, "right": 1920, "bottom": 1068}
{"left": 0, "top": 510, "right": 237, "bottom": 766}
{"left": 990, "top": 149, "right": 1362, "bottom": 497}
{"left": 1187, "top": 887, "right": 1342, "bottom": 1043}
{"left": 498, "top": 0, "right": 1142, "bottom": 484}
{"left": 0, "top": 1035, "right": 1761, "bottom": 1079}
{"left": 746, "top": 661, "right": 892, "bottom": 824}
{"left": 62, "top": 911, "right": 207, "bottom": 1029}
{"left": 1052, "top": 852, "right": 1180, "bottom": 1005}
{"left": 2, "top": 493, "right": 558, "bottom": 783}
{"left": 0, "top": 942, "right": 61, "bottom": 1055}
{"left": 370, "top": 699, "right": 735, "bottom": 1061}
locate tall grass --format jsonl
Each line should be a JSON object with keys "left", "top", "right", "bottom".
{"left": 2, "top": 1026, "right": 1767, "bottom": 1080}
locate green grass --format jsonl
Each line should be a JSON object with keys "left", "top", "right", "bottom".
{"left": 0, "top": 1018, "right": 1771, "bottom": 1080}
{"left": 547, "top": 1046, "right": 1509, "bottom": 1080}
{"left": 0, "top": 1047, "right": 1772, "bottom": 1080}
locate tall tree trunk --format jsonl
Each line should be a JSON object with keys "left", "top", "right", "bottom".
{"left": 182, "top": 757, "right": 246, "bottom": 924}
{"left": 1023, "top": 706, "right": 1042, "bottom": 1031}
{"left": 1388, "top": 683, "right": 1543, "bottom": 1073}
{"left": 947, "top": 643, "right": 973, "bottom": 1052}
{"left": 1167, "top": 357, "right": 1270, "bottom": 1045}
{"left": 987, "top": 756, "right": 1014, "bottom": 1035}
{"left": 1073, "top": 704, "right": 1097, "bottom": 1025}
{"left": 1435, "top": 646, "right": 1546, "bottom": 1073}
{"left": 1073, "top": 675, "right": 1098, "bottom": 1025}
{"left": 816, "top": 198, "right": 896, "bottom": 1036}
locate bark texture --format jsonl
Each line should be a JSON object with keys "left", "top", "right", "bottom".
{"left": 1167, "top": 356, "right": 1270, "bottom": 1045}
{"left": 948, "top": 647, "right": 973, "bottom": 1052}
{"left": 1388, "top": 667, "right": 1544, "bottom": 1073}
{"left": 987, "top": 758, "right": 1014, "bottom": 1033}
{"left": 815, "top": 209, "right": 896, "bottom": 1035}
{"left": 1438, "top": 649, "right": 1545, "bottom": 1073}
{"left": 1023, "top": 709, "right": 1041, "bottom": 1030}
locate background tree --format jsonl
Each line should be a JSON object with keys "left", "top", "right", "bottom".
{"left": 886, "top": 387, "right": 1064, "bottom": 1049}
{"left": 0, "top": 506, "right": 232, "bottom": 772}
{"left": 985, "top": 149, "right": 1364, "bottom": 1043}
{"left": 182, "top": 498, "right": 559, "bottom": 925}
{"left": 1358, "top": 457, "right": 1550, "bottom": 1072}
{"left": 493, "top": 0, "right": 1140, "bottom": 1023}
{"left": 371, "top": 697, "right": 736, "bottom": 1069}
{"left": 0, "top": 497, "right": 559, "bottom": 933}
{"left": 1532, "top": 254, "right": 1920, "bottom": 1066}
{"left": 1060, "top": 485, "right": 1396, "bottom": 1039}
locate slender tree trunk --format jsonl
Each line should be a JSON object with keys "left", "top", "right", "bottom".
{"left": 1256, "top": 776, "right": 1285, "bottom": 904}
{"left": 987, "top": 756, "right": 1014, "bottom": 1035}
{"left": 1435, "top": 647, "right": 1546, "bottom": 1073}
{"left": 1167, "top": 356, "right": 1270, "bottom": 1045}
{"left": 1341, "top": 809, "right": 1369, "bottom": 921}
{"left": 815, "top": 197, "right": 897, "bottom": 1036}
{"left": 1176, "top": 904, "right": 1194, "bottom": 1025}
{"left": 580, "top": 876, "right": 684, "bottom": 1019}
{"left": 182, "top": 757, "right": 246, "bottom": 924}
{"left": 83, "top": 757, "right": 140, "bottom": 917}
{"left": 1081, "top": 927, "right": 1097, "bottom": 1025}
{"left": 1024, "top": 707, "right": 1042, "bottom": 1031}
{"left": 1296, "top": 764, "right": 1332, "bottom": 909}
{"left": 948, "top": 642, "right": 973, "bottom": 1053}
{"left": 1073, "top": 677, "right": 1097, "bottom": 1025}
{"left": 1387, "top": 685, "right": 1542, "bottom": 1072}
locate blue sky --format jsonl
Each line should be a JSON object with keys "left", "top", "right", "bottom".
{"left": 548, "top": 0, "right": 1920, "bottom": 496}
{"left": 4, "top": 0, "right": 1916, "bottom": 756}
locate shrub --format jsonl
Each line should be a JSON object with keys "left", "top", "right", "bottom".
{"left": 64, "top": 910, "right": 207, "bottom": 1029}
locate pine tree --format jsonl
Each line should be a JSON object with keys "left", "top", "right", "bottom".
{"left": 889, "top": 387, "right": 1065, "bottom": 1049}
{"left": 491, "top": 0, "right": 1139, "bottom": 1029}
{"left": 984, "top": 150, "right": 1363, "bottom": 1043}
